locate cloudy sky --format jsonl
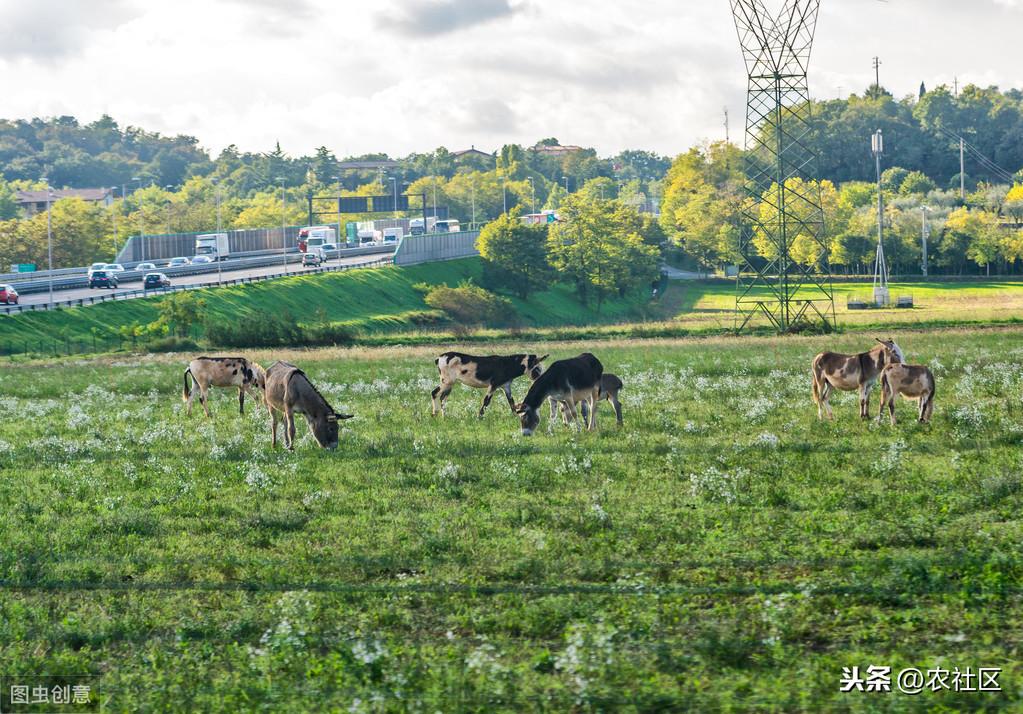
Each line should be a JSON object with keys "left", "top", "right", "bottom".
{"left": 1, "top": 0, "right": 1020, "bottom": 158}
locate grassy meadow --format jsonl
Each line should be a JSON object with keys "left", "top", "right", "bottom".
{"left": 2, "top": 328, "right": 1023, "bottom": 710}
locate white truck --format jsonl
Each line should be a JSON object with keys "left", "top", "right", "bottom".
{"left": 298, "top": 226, "right": 337, "bottom": 251}
{"left": 195, "top": 233, "right": 230, "bottom": 261}
{"left": 382, "top": 227, "right": 404, "bottom": 244}
{"left": 357, "top": 229, "right": 383, "bottom": 246}
{"left": 409, "top": 218, "right": 426, "bottom": 236}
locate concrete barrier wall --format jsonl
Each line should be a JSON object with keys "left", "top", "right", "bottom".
{"left": 116, "top": 226, "right": 304, "bottom": 263}
{"left": 393, "top": 231, "right": 480, "bottom": 266}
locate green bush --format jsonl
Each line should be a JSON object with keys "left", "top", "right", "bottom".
{"left": 423, "top": 281, "right": 517, "bottom": 326}
{"left": 203, "top": 310, "right": 304, "bottom": 348}
{"left": 145, "top": 336, "right": 201, "bottom": 353}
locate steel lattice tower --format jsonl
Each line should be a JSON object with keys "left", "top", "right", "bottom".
{"left": 731, "top": 0, "right": 835, "bottom": 332}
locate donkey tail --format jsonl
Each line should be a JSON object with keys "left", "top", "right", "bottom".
{"left": 182, "top": 369, "right": 193, "bottom": 402}
{"left": 810, "top": 354, "right": 825, "bottom": 406}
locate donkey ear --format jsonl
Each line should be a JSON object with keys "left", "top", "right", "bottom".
{"left": 537, "top": 354, "right": 549, "bottom": 363}
{"left": 875, "top": 338, "right": 884, "bottom": 344}
{"left": 337, "top": 413, "right": 355, "bottom": 420}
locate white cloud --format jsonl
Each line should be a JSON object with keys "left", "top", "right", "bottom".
{"left": 0, "top": 0, "right": 1019, "bottom": 159}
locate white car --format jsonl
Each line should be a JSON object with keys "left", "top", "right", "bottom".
{"left": 191, "top": 255, "right": 213, "bottom": 264}
{"left": 135, "top": 262, "right": 157, "bottom": 271}
{"left": 105, "top": 263, "right": 125, "bottom": 274}
{"left": 168, "top": 257, "right": 191, "bottom": 268}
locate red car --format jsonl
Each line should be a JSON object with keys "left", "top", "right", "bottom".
{"left": 0, "top": 284, "right": 18, "bottom": 305}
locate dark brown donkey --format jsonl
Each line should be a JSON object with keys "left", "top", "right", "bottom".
{"left": 811, "top": 339, "right": 904, "bottom": 420}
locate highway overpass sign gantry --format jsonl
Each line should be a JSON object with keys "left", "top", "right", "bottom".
{"left": 731, "top": 0, "right": 836, "bottom": 332}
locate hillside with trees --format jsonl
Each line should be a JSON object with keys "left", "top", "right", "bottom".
{"left": 2, "top": 82, "right": 1023, "bottom": 274}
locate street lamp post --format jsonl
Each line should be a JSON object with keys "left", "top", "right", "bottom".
{"left": 279, "top": 179, "right": 288, "bottom": 274}
{"left": 212, "top": 178, "right": 223, "bottom": 285}
{"left": 131, "top": 176, "right": 143, "bottom": 262}
{"left": 921, "top": 206, "right": 930, "bottom": 277}
{"left": 389, "top": 176, "right": 398, "bottom": 220}
{"left": 110, "top": 187, "right": 120, "bottom": 261}
{"left": 46, "top": 184, "right": 54, "bottom": 306}
{"left": 332, "top": 175, "right": 342, "bottom": 249}
{"left": 562, "top": 176, "right": 569, "bottom": 193}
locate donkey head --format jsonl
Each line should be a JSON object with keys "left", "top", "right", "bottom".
{"left": 312, "top": 411, "right": 355, "bottom": 450}
{"left": 524, "top": 354, "right": 549, "bottom": 381}
{"left": 515, "top": 402, "right": 541, "bottom": 436}
{"left": 875, "top": 338, "right": 905, "bottom": 365}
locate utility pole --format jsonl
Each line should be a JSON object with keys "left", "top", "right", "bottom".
{"left": 921, "top": 206, "right": 930, "bottom": 277}
{"left": 872, "top": 130, "right": 889, "bottom": 306}
{"left": 724, "top": 107, "right": 730, "bottom": 143}
{"left": 46, "top": 185, "right": 54, "bottom": 307}
{"left": 960, "top": 137, "right": 966, "bottom": 200}
{"left": 872, "top": 56, "right": 881, "bottom": 97}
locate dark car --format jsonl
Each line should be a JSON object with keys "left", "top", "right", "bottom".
{"left": 144, "top": 272, "right": 171, "bottom": 290}
{"left": 89, "top": 270, "right": 119, "bottom": 289}
{"left": 0, "top": 284, "right": 18, "bottom": 304}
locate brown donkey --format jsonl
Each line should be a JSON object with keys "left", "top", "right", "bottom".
{"left": 811, "top": 339, "right": 904, "bottom": 420}
{"left": 878, "top": 349, "right": 936, "bottom": 425}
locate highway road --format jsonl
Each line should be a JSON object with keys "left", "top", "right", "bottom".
{"left": 15, "top": 252, "right": 394, "bottom": 308}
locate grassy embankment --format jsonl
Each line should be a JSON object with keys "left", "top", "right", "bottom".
{"left": 3, "top": 257, "right": 1023, "bottom": 353}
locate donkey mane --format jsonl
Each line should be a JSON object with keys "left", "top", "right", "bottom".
{"left": 286, "top": 368, "right": 336, "bottom": 414}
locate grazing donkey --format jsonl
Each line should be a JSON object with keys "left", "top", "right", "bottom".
{"left": 516, "top": 353, "right": 603, "bottom": 436}
{"left": 551, "top": 373, "right": 624, "bottom": 427}
{"left": 811, "top": 339, "right": 904, "bottom": 420}
{"left": 263, "top": 361, "right": 353, "bottom": 450}
{"left": 431, "top": 352, "right": 548, "bottom": 417}
{"left": 183, "top": 356, "right": 266, "bottom": 418}
{"left": 878, "top": 350, "right": 936, "bottom": 425}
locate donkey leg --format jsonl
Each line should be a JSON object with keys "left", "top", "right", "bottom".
{"left": 432, "top": 383, "right": 453, "bottom": 417}
{"left": 610, "top": 396, "right": 623, "bottom": 426}
{"left": 502, "top": 383, "right": 516, "bottom": 413}
{"left": 821, "top": 383, "right": 834, "bottom": 420}
{"left": 479, "top": 387, "right": 497, "bottom": 418}
{"left": 238, "top": 387, "right": 245, "bottom": 415}
{"left": 285, "top": 408, "right": 297, "bottom": 450}
{"left": 270, "top": 411, "right": 279, "bottom": 449}
{"left": 586, "top": 396, "right": 598, "bottom": 431}
{"left": 200, "top": 384, "right": 212, "bottom": 420}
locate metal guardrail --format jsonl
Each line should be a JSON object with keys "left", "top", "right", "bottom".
{"left": 0, "top": 255, "right": 394, "bottom": 315}
{"left": 4, "top": 245, "right": 395, "bottom": 295}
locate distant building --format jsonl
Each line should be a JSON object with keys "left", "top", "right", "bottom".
{"left": 16, "top": 188, "right": 114, "bottom": 215}
{"left": 452, "top": 145, "right": 495, "bottom": 162}
{"left": 530, "top": 142, "right": 585, "bottom": 157}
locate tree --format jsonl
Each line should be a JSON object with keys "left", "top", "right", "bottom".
{"left": 0, "top": 176, "right": 18, "bottom": 220}
{"left": 547, "top": 194, "right": 660, "bottom": 308}
{"left": 1004, "top": 184, "right": 1023, "bottom": 222}
{"left": 475, "top": 213, "right": 551, "bottom": 298}
{"left": 899, "top": 171, "right": 937, "bottom": 196}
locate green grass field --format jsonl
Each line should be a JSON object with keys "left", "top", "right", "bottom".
{"left": 2, "top": 327, "right": 1022, "bottom": 710}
